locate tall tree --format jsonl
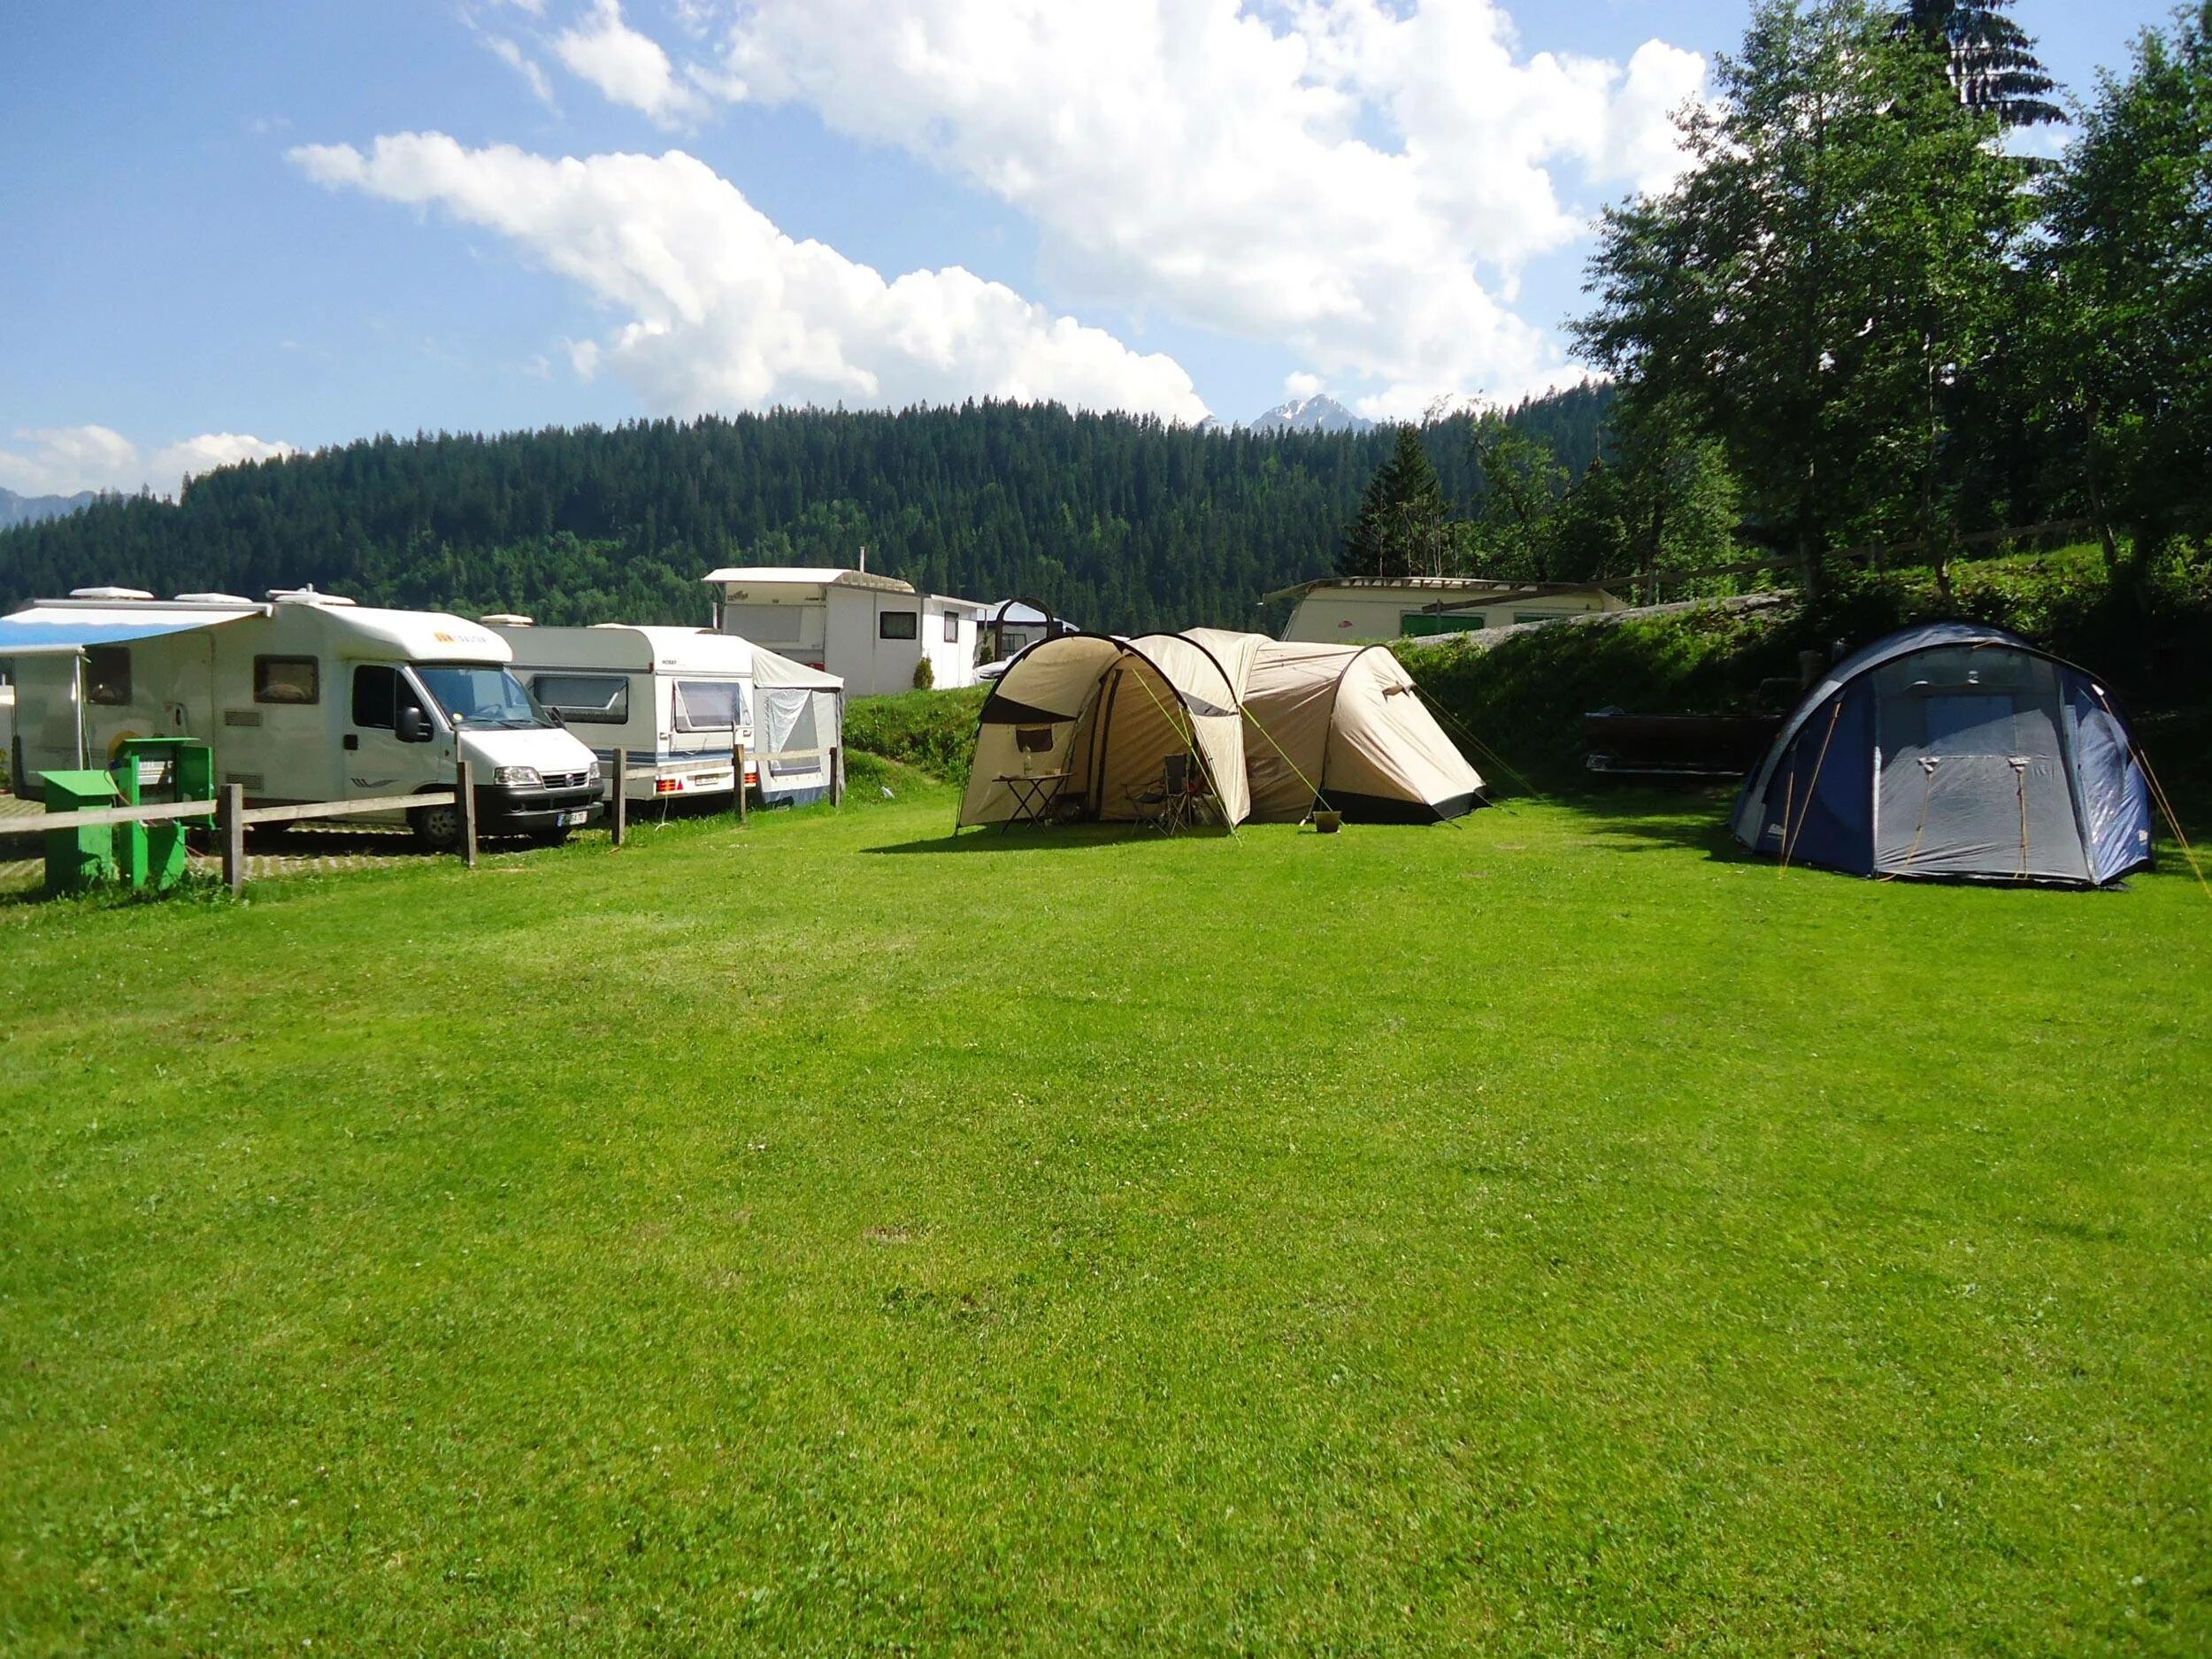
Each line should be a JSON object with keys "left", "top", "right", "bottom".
{"left": 1340, "top": 425, "right": 1454, "bottom": 579}
{"left": 1893, "top": 0, "right": 2063, "bottom": 128}
{"left": 2037, "top": 2, "right": 2212, "bottom": 577}
{"left": 1463, "top": 414, "right": 1568, "bottom": 581}
{"left": 1577, "top": 0, "right": 2024, "bottom": 602}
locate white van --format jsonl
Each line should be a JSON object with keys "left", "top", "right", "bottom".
{"left": 488, "top": 619, "right": 844, "bottom": 806}
{"left": 4, "top": 589, "right": 603, "bottom": 845}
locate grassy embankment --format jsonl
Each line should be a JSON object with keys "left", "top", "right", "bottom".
{"left": 2, "top": 782, "right": 2207, "bottom": 1655}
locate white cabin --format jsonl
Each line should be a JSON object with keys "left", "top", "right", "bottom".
{"left": 1268, "top": 577, "right": 1627, "bottom": 643}
{"left": 488, "top": 620, "right": 844, "bottom": 806}
{"left": 701, "top": 566, "right": 987, "bottom": 697}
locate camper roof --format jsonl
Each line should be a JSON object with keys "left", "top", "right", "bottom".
{"left": 488, "top": 622, "right": 841, "bottom": 687}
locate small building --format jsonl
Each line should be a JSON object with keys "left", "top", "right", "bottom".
{"left": 701, "top": 566, "right": 988, "bottom": 696}
{"left": 1266, "top": 577, "right": 1627, "bottom": 643}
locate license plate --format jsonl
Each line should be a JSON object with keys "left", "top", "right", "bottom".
{"left": 558, "top": 809, "right": 588, "bottom": 826}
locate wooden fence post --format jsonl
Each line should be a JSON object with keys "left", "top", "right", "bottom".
{"left": 735, "top": 736, "right": 748, "bottom": 826}
{"left": 457, "top": 759, "right": 478, "bottom": 868}
{"left": 610, "top": 747, "right": 627, "bottom": 848}
{"left": 222, "top": 783, "right": 246, "bottom": 897}
{"left": 831, "top": 745, "right": 843, "bottom": 807}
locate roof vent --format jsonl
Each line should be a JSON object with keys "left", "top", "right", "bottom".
{"left": 480, "top": 612, "right": 535, "bottom": 627}
{"left": 69, "top": 586, "right": 155, "bottom": 602}
{"left": 173, "top": 592, "right": 255, "bottom": 605}
{"left": 268, "top": 585, "right": 357, "bottom": 606}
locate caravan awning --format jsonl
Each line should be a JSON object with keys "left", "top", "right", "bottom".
{"left": 0, "top": 603, "right": 266, "bottom": 656}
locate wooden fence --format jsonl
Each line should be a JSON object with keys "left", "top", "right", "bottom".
{"left": 19, "top": 737, "right": 844, "bottom": 896}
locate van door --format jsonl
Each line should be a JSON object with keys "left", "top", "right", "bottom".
{"left": 346, "top": 663, "right": 450, "bottom": 805}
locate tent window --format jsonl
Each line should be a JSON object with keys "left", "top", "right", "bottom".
{"left": 85, "top": 646, "right": 132, "bottom": 705}
{"left": 879, "top": 611, "right": 918, "bottom": 641}
{"left": 1014, "top": 726, "right": 1056, "bottom": 754}
{"left": 533, "top": 673, "right": 628, "bottom": 725}
{"left": 254, "top": 656, "right": 319, "bottom": 705}
{"left": 352, "top": 664, "right": 397, "bottom": 728}
{"left": 1925, "top": 693, "right": 2016, "bottom": 753}
{"left": 673, "top": 679, "right": 744, "bottom": 732}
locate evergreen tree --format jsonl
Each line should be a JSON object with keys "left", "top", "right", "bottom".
{"left": 1340, "top": 425, "right": 1453, "bottom": 578}
{"left": 1893, "top": 0, "right": 2063, "bottom": 128}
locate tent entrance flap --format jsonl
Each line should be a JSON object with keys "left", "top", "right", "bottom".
{"left": 956, "top": 633, "right": 1250, "bottom": 828}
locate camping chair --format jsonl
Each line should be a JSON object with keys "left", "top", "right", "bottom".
{"left": 1127, "top": 752, "right": 1195, "bottom": 834}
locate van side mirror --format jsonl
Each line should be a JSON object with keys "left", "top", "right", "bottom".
{"left": 396, "top": 704, "right": 432, "bottom": 743}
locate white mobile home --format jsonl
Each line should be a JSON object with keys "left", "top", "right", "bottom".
{"left": 487, "top": 621, "right": 844, "bottom": 805}
{"left": 1268, "top": 578, "right": 1627, "bottom": 642}
{"left": 3, "top": 589, "right": 602, "bottom": 845}
{"left": 701, "top": 566, "right": 988, "bottom": 696}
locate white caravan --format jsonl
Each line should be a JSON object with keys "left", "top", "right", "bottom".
{"left": 3, "top": 589, "right": 602, "bottom": 845}
{"left": 700, "top": 565, "right": 988, "bottom": 695}
{"left": 486, "top": 620, "right": 844, "bottom": 805}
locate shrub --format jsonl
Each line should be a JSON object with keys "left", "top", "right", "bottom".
{"left": 843, "top": 686, "right": 987, "bottom": 785}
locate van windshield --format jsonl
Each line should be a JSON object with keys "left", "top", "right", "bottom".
{"left": 416, "top": 664, "right": 553, "bottom": 729}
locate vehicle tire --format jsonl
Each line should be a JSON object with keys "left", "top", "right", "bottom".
{"left": 410, "top": 801, "right": 463, "bottom": 850}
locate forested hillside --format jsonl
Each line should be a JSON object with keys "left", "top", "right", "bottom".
{"left": 0, "top": 390, "right": 1609, "bottom": 634}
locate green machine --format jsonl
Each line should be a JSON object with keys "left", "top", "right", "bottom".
{"left": 41, "top": 769, "right": 122, "bottom": 895}
{"left": 112, "top": 737, "right": 216, "bottom": 889}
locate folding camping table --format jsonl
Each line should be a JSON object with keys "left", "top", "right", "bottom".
{"left": 996, "top": 770, "right": 1071, "bottom": 828}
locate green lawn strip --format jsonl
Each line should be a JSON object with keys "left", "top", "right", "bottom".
{"left": 0, "top": 792, "right": 2205, "bottom": 1654}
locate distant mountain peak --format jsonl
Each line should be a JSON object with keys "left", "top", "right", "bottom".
{"left": 1247, "top": 394, "right": 1374, "bottom": 435}
{"left": 0, "top": 486, "right": 101, "bottom": 531}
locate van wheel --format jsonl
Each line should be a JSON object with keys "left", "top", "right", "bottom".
{"left": 411, "top": 802, "right": 462, "bottom": 850}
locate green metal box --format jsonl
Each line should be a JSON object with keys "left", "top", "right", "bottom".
{"left": 42, "top": 769, "right": 120, "bottom": 896}
{"left": 113, "top": 737, "right": 214, "bottom": 890}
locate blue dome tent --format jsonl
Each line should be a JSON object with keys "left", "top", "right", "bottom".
{"left": 1732, "top": 622, "right": 2153, "bottom": 886}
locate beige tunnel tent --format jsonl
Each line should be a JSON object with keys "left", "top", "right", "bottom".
{"left": 1243, "top": 641, "right": 1484, "bottom": 823}
{"left": 958, "top": 630, "right": 1256, "bottom": 827}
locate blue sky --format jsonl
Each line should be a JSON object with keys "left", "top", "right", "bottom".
{"left": 0, "top": 0, "right": 2178, "bottom": 496}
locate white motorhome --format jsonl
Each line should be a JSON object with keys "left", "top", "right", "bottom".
{"left": 700, "top": 566, "right": 988, "bottom": 696}
{"left": 486, "top": 620, "right": 844, "bottom": 806}
{"left": 3, "top": 588, "right": 602, "bottom": 845}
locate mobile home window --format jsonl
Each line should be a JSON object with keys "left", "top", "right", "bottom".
{"left": 724, "top": 603, "right": 803, "bottom": 644}
{"left": 673, "top": 679, "right": 744, "bottom": 732}
{"left": 85, "top": 646, "right": 132, "bottom": 705}
{"left": 532, "top": 672, "right": 629, "bottom": 725}
{"left": 943, "top": 612, "right": 959, "bottom": 643}
{"left": 254, "top": 655, "right": 320, "bottom": 705}
{"left": 1401, "top": 612, "right": 1485, "bottom": 637}
{"left": 879, "top": 610, "right": 918, "bottom": 641}
{"left": 351, "top": 664, "right": 397, "bottom": 728}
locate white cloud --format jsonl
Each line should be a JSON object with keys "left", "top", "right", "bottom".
{"left": 0, "top": 426, "right": 294, "bottom": 498}
{"left": 685, "top": 0, "right": 1702, "bottom": 407}
{"left": 290, "top": 133, "right": 1210, "bottom": 421}
{"left": 1283, "top": 371, "right": 1325, "bottom": 401}
{"left": 555, "top": 0, "right": 712, "bottom": 127}
{"left": 483, "top": 31, "right": 557, "bottom": 105}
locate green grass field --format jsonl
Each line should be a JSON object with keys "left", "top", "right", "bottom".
{"left": 3, "top": 789, "right": 2207, "bottom": 1655}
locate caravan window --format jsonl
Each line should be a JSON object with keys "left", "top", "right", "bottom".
{"left": 943, "top": 612, "right": 960, "bottom": 643}
{"left": 532, "top": 673, "right": 629, "bottom": 725}
{"left": 85, "top": 646, "right": 132, "bottom": 705}
{"left": 725, "top": 604, "right": 803, "bottom": 644}
{"left": 879, "top": 611, "right": 918, "bottom": 641}
{"left": 352, "top": 664, "right": 397, "bottom": 727}
{"left": 673, "top": 679, "right": 745, "bottom": 732}
{"left": 254, "top": 656, "right": 319, "bottom": 704}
